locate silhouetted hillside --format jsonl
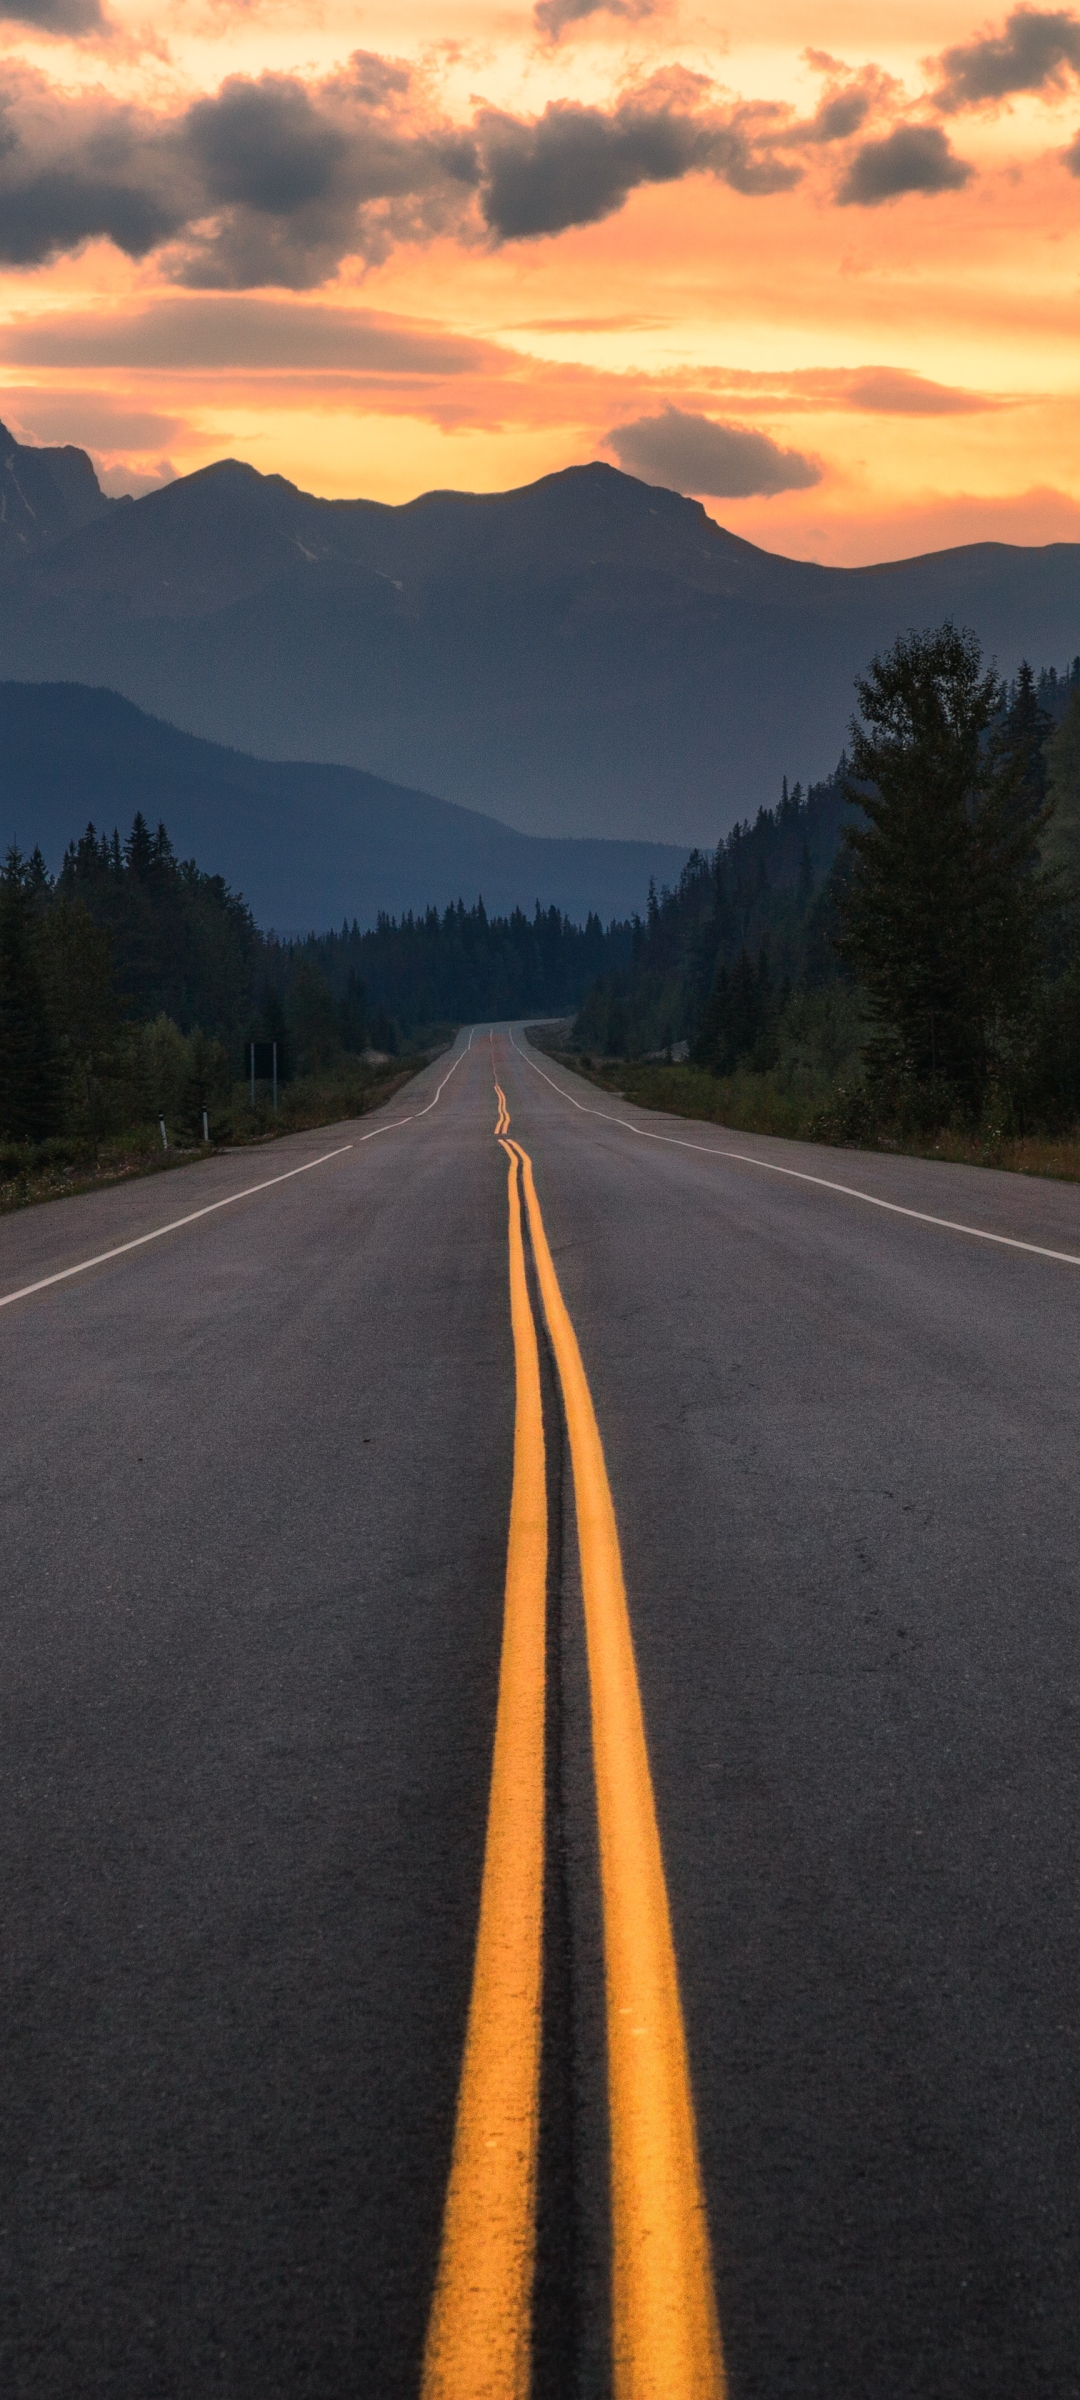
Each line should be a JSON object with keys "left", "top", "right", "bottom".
{"left": 0, "top": 682, "right": 687, "bottom": 930}
{"left": 2, "top": 433, "right": 1080, "bottom": 842}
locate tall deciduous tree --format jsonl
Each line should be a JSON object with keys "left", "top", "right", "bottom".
{"left": 836, "top": 625, "right": 1054, "bottom": 1112}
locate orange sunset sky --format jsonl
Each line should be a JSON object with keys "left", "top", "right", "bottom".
{"left": 1, "top": 0, "right": 1079, "bottom": 560}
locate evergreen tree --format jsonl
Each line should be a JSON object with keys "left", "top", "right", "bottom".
{"left": 693, "top": 948, "right": 776, "bottom": 1073}
{"left": 257, "top": 985, "right": 291, "bottom": 1081}
{"left": 37, "top": 896, "right": 120, "bottom": 1138}
{"left": 0, "top": 849, "right": 63, "bottom": 1142}
{"left": 287, "top": 957, "right": 340, "bottom": 1073}
{"left": 124, "top": 812, "right": 154, "bottom": 881}
{"left": 338, "top": 970, "right": 368, "bottom": 1055}
{"left": 1044, "top": 684, "right": 1080, "bottom": 894}
{"left": 995, "top": 661, "right": 1052, "bottom": 833}
{"left": 691, "top": 964, "right": 730, "bottom": 1068}
{"left": 835, "top": 624, "right": 1053, "bottom": 1110}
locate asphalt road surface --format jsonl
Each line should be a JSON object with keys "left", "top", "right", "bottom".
{"left": 3, "top": 1026, "right": 1080, "bottom": 2400}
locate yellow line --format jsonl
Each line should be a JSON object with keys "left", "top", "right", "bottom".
{"left": 421, "top": 1142, "right": 548, "bottom": 2400}
{"left": 506, "top": 1031, "right": 1080, "bottom": 1274}
{"left": 509, "top": 1138, "right": 725, "bottom": 2400}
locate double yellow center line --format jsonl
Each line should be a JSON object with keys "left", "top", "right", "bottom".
{"left": 423, "top": 1077, "right": 725, "bottom": 2399}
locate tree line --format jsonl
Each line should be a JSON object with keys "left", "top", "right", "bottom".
{"left": 574, "top": 635, "right": 1080, "bottom": 1137}
{"left": 0, "top": 815, "right": 630, "bottom": 1147}
{"left": 6, "top": 629, "right": 1079, "bottom": 1154}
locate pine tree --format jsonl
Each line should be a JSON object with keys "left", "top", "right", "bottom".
{"left": 0, "top": 849, "right": 63, "bottom": 1142}
{"left": 124, "top": 812, "right": 154, "bottom": 881}
{"left": 996, "top": 660, "right": 1051, "bottom": 827}
{"left": 1044, "top": 684, "right": 1080, "bottom": 893}
{"left": 836, "top": 624, "right": 1053, "bottom": 1111}
{"left": 338, "top": 970, "right": 367, "bottom": 1055}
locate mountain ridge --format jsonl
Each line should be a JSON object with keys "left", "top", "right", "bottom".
{"left": 2, "top": 424, "right": 1079, "bottom": 844}
{"left": 0, "top": 680, "right": 688, "bottom": 932}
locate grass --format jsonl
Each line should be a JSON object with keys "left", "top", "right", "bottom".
{"left": 0, "top": 1055, "right": 430, "bottom": 1216}
{"left": 540, "top": 1051, "right": 1080, "bottom": 1186}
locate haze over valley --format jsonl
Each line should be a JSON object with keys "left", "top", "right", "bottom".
{"left": 5, "top": 422, "right": 1080, "bottom": 860}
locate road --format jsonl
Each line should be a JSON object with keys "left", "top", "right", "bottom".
{"left": 3, "top": 1025, "right": 1080, "bottom": 2400}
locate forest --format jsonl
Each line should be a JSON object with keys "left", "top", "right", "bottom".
{"left": 571, "top": 645, "right": 1080, "bottom": 1148}
{"left": 0, "top": 811, "right": 629, "bottom": 1167}
{"left": 4, "top": 634, "right": 1080, "bottom": 1183}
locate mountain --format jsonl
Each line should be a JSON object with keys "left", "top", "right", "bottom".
{"left": 0, "top": 422, "right": 113, "bottom": 566}
{"left": 2, "top": 424, "right": 1079, "bottom": 844}
{"left": 0, "top": 682, "right": 688, "bottom": 931}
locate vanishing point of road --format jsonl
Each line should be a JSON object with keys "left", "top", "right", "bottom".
{"left": 3, "top": 1025, "right": 1080, "bottom": 2399}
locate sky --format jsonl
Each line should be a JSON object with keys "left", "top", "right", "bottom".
{"left": 0, "top": 0, "right": 1079, "bottom": 561}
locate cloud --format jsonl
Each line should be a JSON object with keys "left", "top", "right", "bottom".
{"left": 837, "top": 366, "right": 999, "bottom": 413}
{"left": 173, "top": 60, "right": 478, "bottom": 287}
{"left": 659, "top": 362, "right": 1007, "bottom": 414}
{"left": 931, "top": 7, "right": 1080, "bottom": 109}
{"left": 0, "top": 55, "right": 478, "bottom": 285}
{"left": 476, "top": 81, "right": 800, "bottom": 241}
{"left": 0, "top": 0, "right": 105, "bottom": 33}
{"left": 534, "top": 0, "right": 660, "bottom": 39}
{"left": 97, "top": 460, "right": 176, "bottom": 497}
{"left": 0, "top": 45, "right": 975, "bottom": 287}
{"left": 607, "top": 405, "right": 823, "bottom": 496}
{"left": 0, "top": 388, "right": 184, "bottom": 445}
{"left": 0, "top": 295, "right": 495, "bottom": 373}
{"left": 802, "top": 87, "right": 873, "bottom": 142}
{"left": 786, "top": 62, "right": 900, "bottom": 147}
{"left": 837, "top": 124, "right": 974, "bottom": 205}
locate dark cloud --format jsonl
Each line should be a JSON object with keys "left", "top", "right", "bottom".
{"left": 0, "top": 43, "right": 977, "bottom": 286}
{"left": 0, "top": 0, "right": 104, "bottom": 33}
{"left": 785, "top": 63, "right": 900, "bottom": 147}
{"left": 608, "top": 406, "right": 822, "bottom": 497}
{"left": 837, "top": 123, "right": 973, "bottom": 204}
{"left": 0, "top": 295, "right": 493, "bottom": 373}
{"left": 1062, "top": 120, "right": 1080, "bottom": 163}
{"left": 476, "top": 84, "right": 799, "bottom": 240}
{"left": 172, "top": 58, "right": 478, "bottom": 287}
{"left": 0, "top": 75, "right": 192, "bottom": 267}
{"left": 932, "top": 7, "right": 1080, "bottom": 109}
{"left": 0, "top": 55, "right": 476, "bottom": 285}
{"left": 803, "top": 87, "right": 873, "bottom": 141}
{"left": 534, "top": 0, "right": 660, "bottom": 41}
{"left": 0, "top": 162, "right": 186, "bottom": 265}
{"left": 184, "top": 78, "right": 352, "bottom": 216}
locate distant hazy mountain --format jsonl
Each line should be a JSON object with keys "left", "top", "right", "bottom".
{"left": 2, "top": 421, "right": 1079, "bottom": 844}
{"left": 0, "top": 683, "right": 688, "bottom": 932}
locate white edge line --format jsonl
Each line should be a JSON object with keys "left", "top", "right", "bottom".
{"left": 506, "top": 1029, "right": 1080, "bottom": 1273}
{"left": 0, "top": 1146, "right": 353, "bottom": 1311}
{"left": 2, "top": 1039, "right": 473, "bottom": 1314}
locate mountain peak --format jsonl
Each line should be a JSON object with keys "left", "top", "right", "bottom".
{"left": 0, "top": 426, "right": 109, "bottom": 569}
{"left": 1, "top": 439, "right": 1078, "bottom": 843}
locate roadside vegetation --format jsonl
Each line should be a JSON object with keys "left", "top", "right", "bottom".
{"left": 6, "top": 627, "right": 1080, "bottom": 1200}
{"left": 0, "top": 810, "right": 632, "bottom": 1208}
{"left": 563, "top": 633, "right": 1080, "bottom": 1178}
{"left": 0, "top": 1048, "right": 426, "bottom": 1215}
